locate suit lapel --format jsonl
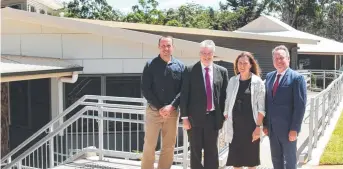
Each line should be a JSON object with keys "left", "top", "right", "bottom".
{"left": 196, "top": 62, "right": 206, "bottom": 97}
{"left": 213, "top": 64, "right": 220, "bottom": 99}
{"left": 274, "top": 68, "right": 290, "bottom": 98}
{"left": 279, "top": 69, "right": 290, "bottom": 87}
{"left": 269, "top": 72, "right": 277, "bottom": 98}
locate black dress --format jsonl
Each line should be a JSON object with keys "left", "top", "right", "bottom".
{"left": 226, "top": 78, "right": 260, "bottom": 167}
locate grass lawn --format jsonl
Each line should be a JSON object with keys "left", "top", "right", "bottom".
{"left": 320, "top": 110, "right": 343, "bottom": 165}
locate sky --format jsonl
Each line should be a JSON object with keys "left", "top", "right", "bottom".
{"left": 61, "top": 0, "right": 225, "bottom": 13}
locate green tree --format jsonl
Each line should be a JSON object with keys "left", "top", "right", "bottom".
{"left": 62, "top": 0, "right": 123, "bottom": 21}
{"left": 123, "top": 0, "right": 165, "bottom": 24}
{"left": 219, "top": 0, "right": 273, "bottom": 29}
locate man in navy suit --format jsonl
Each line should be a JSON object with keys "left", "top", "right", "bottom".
{"left": 263, "top": 45, "right": 307, "bottom": 169}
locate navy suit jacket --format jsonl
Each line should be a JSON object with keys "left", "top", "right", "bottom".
{"left": 264, "top": 68, "right": 307, "bottom": 139}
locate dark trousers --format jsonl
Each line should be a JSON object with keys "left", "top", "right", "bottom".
{"left": 269, "top": 130, "right": 297, "bottom": 169}
{"left": 188, "top": 113, "right": 219, "bottom": 169}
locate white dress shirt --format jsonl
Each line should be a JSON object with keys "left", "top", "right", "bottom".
{"left": 201, "top": 62, "right": 215, "bottom": 111}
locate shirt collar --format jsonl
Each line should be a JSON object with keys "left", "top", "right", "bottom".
{"left": 201, "top": 62, "right": 213, "bottom": 71}
{"left": 158, "top": 54, "right": 175, "bottom": 65}
{"left": 277, "top": 68, "right": 289, "bottom": 76}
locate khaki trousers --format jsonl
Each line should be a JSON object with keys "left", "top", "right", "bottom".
{"left": 141, "top": 105, "right": 179, "bottom": 169}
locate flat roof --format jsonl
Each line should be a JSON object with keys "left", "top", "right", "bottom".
{"left": 1, "top": 55, "right": 83, "bottom": 77}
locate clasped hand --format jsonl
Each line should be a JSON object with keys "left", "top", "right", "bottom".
{"left": 159, "top": 105, "right": 174, "bottom": 118}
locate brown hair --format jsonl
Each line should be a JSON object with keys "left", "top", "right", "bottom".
{"left": 234, "top": 52, "right": 262, "bottom": 77}
{"left": 158, "top": 36, "right": 174, "bottom": 45}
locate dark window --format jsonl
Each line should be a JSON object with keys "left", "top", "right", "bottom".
{"left": 10, "top": 81, "right": 29, "bottom": 127}
{"left": 8, "top": 4, "right": 22, "bottom": 10}
{"left": 106, "top": 76, "right": 141, "bottom": 98}
{"left": 64, "top": 76, "right": 102, "bottom": 108}
{"left": 9, "top": 79, "right": 50, "bottom": 152}
{"left": 30, "top": 6, "right": 36, "bottom": 12}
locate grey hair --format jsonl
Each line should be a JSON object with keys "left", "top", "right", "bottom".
{"left": 200, "top": 40, "right": 216, "bottom": 52}
{"left": 272, "top": 45, "right": 290, "bottom": 58}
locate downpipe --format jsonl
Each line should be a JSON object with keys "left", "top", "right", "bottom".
{"left": 50, "top": 72, "right": 79, "bottom": 168}
{"left": 58, "top": 71, "right": 79, "bottom": 127}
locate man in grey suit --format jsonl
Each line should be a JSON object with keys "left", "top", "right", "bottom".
{"left": 180, "top": 40, "right": 229, "bottom": 169}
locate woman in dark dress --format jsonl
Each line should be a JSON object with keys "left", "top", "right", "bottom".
{"left": 223, "top": 52, "right": 266, "bottom": 169}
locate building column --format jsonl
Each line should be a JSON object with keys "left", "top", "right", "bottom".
{"left": 291, "top": 47, "right": 298, "bottom": 69}
{"left": 1, "top": 82, "right": 10, "bottom": 157}
{"left": 50, "top": 78, "right": 60, "bottom": 129}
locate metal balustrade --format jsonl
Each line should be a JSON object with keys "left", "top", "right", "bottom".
{"left": 1, "top": 70, "right": 342, "bottom": 169}
{"left": 297, "top": 70, "right": 343, "bottom": 162}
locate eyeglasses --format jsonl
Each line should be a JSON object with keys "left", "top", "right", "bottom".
{"left": 200, "top": 52, "right": 213, "bottom": 56}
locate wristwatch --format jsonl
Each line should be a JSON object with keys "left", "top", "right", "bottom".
{"left": 256, "top": 125, "right": 261, "bottom": 128}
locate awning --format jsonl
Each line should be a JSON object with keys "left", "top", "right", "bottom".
{"left": 1, "top": 55, "right": 83, "bottom": 82}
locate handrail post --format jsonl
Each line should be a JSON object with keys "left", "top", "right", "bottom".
{"left": 322, "top": 94, "right": 326, "bottom": 132}
{"left": 309, "top": 70, "right": 312, "bottom": 90}
{"left": 98, "top": 100, "right": 104, "bottom": 161}
{"left": 183, "top": 128, "right": 188, "bottom": 169}
{"left": 314, "top": 98, "right": 319, "bottom": 148}
{"left": 323, "top": 71, "right": 326, "bottom": 89}
{"left": 308, "top": 98, "right": 315, "bottom": 161}
{"left": 7, "top": 157, "right": 11, "bottom": 164}
{"left": 49, "top": 126, "right": 55, "bottom": 168}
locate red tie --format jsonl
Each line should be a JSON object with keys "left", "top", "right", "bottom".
{"left": 205, "top": 67, "right": 212, "bottom": 111}
{"left": 273, "top": 74, "right": 281, "bottom": 97}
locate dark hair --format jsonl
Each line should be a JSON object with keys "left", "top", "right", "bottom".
{"left": 158, "top": 36, "right": 174, "bottom": 46}
{"left": 234, "top": 52, "right": 262, "bottom": 77}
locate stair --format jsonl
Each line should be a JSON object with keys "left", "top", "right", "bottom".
{"left": 53, "top": 156, "right": 184, "bottom": 169}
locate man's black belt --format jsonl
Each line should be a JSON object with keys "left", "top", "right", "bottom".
{"left": 206, "top": 110, "right": 215, "bottom": 115}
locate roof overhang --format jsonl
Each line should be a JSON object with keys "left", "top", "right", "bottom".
{"left": 236, "top": 15, "right": 343, "bottom": 55}
{"left": 1, "top": 7, "right": 242, "bottom": 63}
{"left": 1, "top": 55, "right": 83, "bottom": 82}
{"left": 298, "top": 52, "right": 343, "bottom": 56}
{"left": 35, "top": 0, "right": 63, "bottom": 10}
{"left": 66, "top": 17, "right": 319, "bottom": 45}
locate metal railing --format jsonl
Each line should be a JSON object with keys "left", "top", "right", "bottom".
{"left": 2, "top": 69, "right": 342, "bottom": 169}
{"left": 298, "top": 69, "right": 342, "bottom": 91}
{"left": 1, "top": 94, "right": 230, "bottom": 169}
{"left": 297, "top": 70, "right": 343, "bottom": 162}
{"left": 1, "top": 96, "right": 148, "bottom": 169}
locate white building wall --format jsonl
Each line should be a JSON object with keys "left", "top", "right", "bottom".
{"left": 1, "top": 19, "right": 197, "bottom": 74}
{"left": 1, "top": 19, "right": 201, "bottom": 120}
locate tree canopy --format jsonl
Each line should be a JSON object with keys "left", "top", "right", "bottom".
{"left": 61, "top": 0, "right": 343, "bottom": 42}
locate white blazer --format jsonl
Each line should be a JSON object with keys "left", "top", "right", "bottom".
{"left": 224, "top": 73, "right": 266, "bottom": 143}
